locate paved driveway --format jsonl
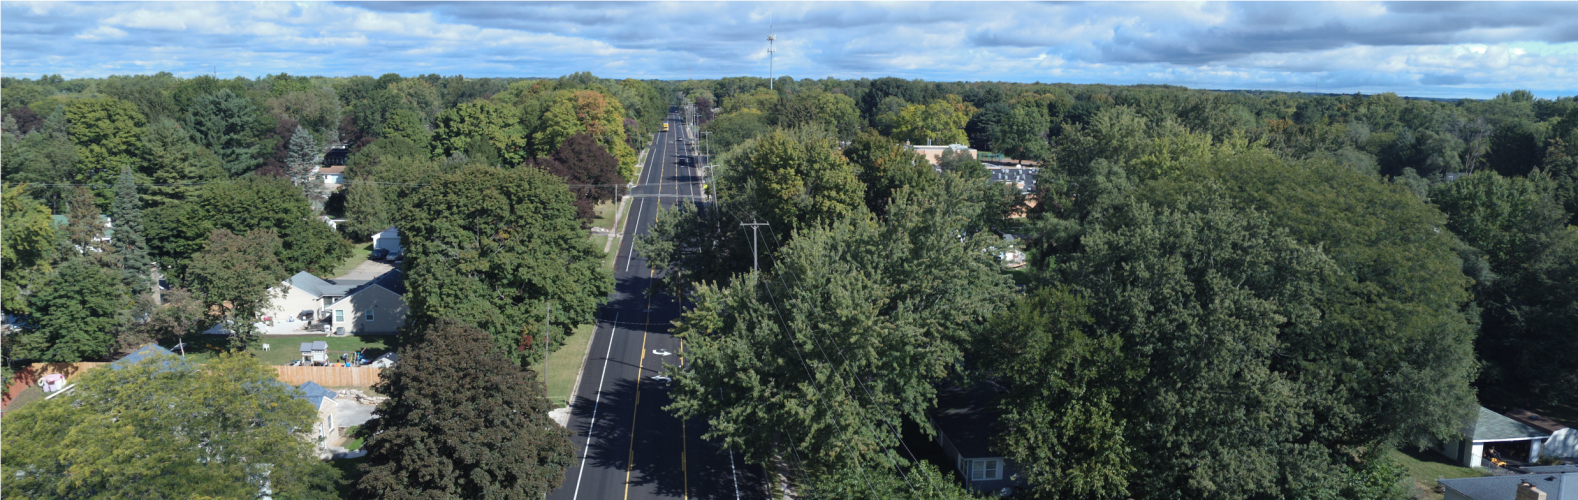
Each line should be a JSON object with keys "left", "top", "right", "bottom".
{"left": 337, "top": 401, "right": 378, "bottom": 428}
{"left": 335, "top": 260, "right": 393, "bottom": 280}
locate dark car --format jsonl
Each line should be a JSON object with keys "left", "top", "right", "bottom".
{"left": 370, "top": 248, "right": 390, "bottom": 260}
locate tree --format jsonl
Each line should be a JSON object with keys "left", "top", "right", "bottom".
{"left": 431, "top": 99, "right": 526, "bottom": 165}
{"left": 768, "top": 88, "right": 862, "bottom": 139}
{"left": 890, "top": 95, "right": 976, "bottom": 147}
{"left": 353, "top": 320, "right": 574, "bottom": 499}
{"left": 1431, "top": 171, "right": 1578, "bottom": 404}
{"left": 529, "top": 90, "right": 638, "bottom": 178}
{"left": 142, "top": 201, "right": 214, "bottom": 281}
{"left": 2, "top": 352, "right": 339, "bottom": 498}
{"left": 1487, "top": 120, "right": 1544, "bottom": 177}
{"left": 285, "top": 124, "right": 328, "bottom": 207}
{"left": 667, "top": 177, "right": 1016, "bottom": 488}
{"left": 843, "top": 129, "right": 935, "bottom": 217}
{"left": 1, "top": 184, "right": 58, "bottom": 316}
{"left": 15, "top": 258, "right": 127, "bottom": 362}
{"left": 702, "top": 109, "right": 771, "bottom": 155}
{"left": 989, "top": 102, "right": 1053, "bottom": 164}
{"left": 184, "top": 228, "right": 287, "bottom": 347}
{"left": 530, "top": 132, "right": 626, "bottom": 222}
{"left": 112, "top": 167, "right": 154, "bottom": 294}
{"left": 713, "top": 128, "right": 866, "bottom": 233}
{"left": 65, "top": 97, "right": 147, "bottom": 198}
{"left": 401, "top": 166, "right": 613, "bottom": 364}
{"left": 196, "top": 176, "right": 350, "bottom": 275}
{"left": 137, "top": 117, "right": 225, "bottom": 206}
{"left": 342, "top": 178, "right": 390, "bottom": 241}
{"left": 3, "top": 106, "right": 80, "bottom": 210}
{"left": 187, "top": 89, "right": 263, "bottom": 176}
{"left": 936, "top": 148, "right": 989, "bottom": 179}
{"left": 63, "top": 186, "right": 109, "bottom": 257}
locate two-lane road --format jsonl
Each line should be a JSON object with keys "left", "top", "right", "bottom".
{"left": 550, "top": 111, "right": 765, "bottom": 500}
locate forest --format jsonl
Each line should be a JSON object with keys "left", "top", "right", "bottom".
{"left": 2, "top": 71, "right": 1576, "bottom": 499}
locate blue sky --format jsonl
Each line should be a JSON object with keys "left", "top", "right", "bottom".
{"left": 4, "top": 1, "right": 1577, "bottom": 99}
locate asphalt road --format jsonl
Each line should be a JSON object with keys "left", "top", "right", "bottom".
{"left": 549, "top": 110, "right": 768, "bottom": 500}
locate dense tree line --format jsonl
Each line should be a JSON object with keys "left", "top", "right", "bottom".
{"left": 648, "top": 77, "right": 1576, "bottom": 498}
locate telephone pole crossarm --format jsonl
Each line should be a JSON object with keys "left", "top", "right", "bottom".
{"left": 740, "top": 221, "right": 770, "bottom": 272}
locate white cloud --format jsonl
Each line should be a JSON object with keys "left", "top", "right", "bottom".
{"left": 74, "top": 25, "right": 126, "bottom": 40}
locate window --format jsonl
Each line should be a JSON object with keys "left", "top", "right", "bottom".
{"left": 365, "top": 309, "right": 374, "bottom": 321}
{"left": 971, "top": 458, "right": 1000, "bottom": 481}
{"left": 335, "top": 310, "right": 344, "bottom": 322}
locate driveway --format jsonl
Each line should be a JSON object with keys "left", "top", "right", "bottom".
{"left": 335, "top": 260, "right": 393, "bottom": 280}
{"left": 337, "top": 400, "right": 378, "bottom": 428}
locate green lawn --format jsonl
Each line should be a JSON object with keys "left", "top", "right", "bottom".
{"left": 162, "top": 334, "right": 404, "bottom": 366}
{"left": 1392, "top": 447, "right": 1486, "bottom": 500}
{"left": 591, "top": 200, "right": 619, "bottom": 231}
{"left": 330, "top": 242, "right": 373, "bottom": 278}
{"left": 341, "top": 425, "right": 364, "bottom": 451}
{"left": 533, "top": 324, "right": 595, "bottom": 408}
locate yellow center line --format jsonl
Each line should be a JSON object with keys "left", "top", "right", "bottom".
{"left": 624, "top": 267, "right": 656, "bottom": 500}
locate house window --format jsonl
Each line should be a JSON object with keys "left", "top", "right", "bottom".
{"left": 365, "top": 309, "right": 374, "bottom": 321}
{"left": 970, "top": 458, "right": 1000, "bottom": 481}
{"left": 335, "top": 310, "right": 344, "bottom": 322}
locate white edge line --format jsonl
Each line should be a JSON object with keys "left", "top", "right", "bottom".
{"left": 571, "top": 313, "right": 619, "bottom": 500}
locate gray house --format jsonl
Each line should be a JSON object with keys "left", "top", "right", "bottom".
{"left": 1439, "top": 468, "right": 1577, "bottom": 500}
{"left": 930, "top": 382, "right": 1025, "bottom": 495}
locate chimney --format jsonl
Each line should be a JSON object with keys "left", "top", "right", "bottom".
{"left": 1517, "top": 481, "right": 1548, "bottom": 500}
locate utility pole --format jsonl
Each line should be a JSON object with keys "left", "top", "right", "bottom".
{"left": 741, "top": 221, "right": 769, "bottom": 271}
{"left": 542, "top": 302, "right": 552, "bottom": 364}
{"left": 768, "top": 23, "right": 776, "bottom": 90}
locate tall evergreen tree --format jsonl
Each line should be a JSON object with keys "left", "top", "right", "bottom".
{"left": 187, "top": 89, "right": 262, "bottom": 176}
{"left": 138, "top": 117, "right": 224, "bottom": 206}
{"left": 112, "top": 167, "right": 154, "bottom": 294}
{"left": 354, "top": 320, "right": 574, "bottom": 499}
{"left": 341, "top": 178, "right": 389, "bottom": 241}
{"left": 285, "top": 124, "right": 327, "bottom": 207}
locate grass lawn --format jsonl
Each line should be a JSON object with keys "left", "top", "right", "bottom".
{"left": 3, "top": 386, "right": 46, "bottom": 413}
{"left": 341, "top": 425, "right": 364, "bottom": 451}
{"left": 591, "top": 200, "right": 619, "bottom": 231}
{"left": 1392, "top": 447, "right": 1486, "bottom": 500}
{"left": 1001, "top": 268, "right": 1031, "bottom": 286}
{"left": 162, "top": 333, "right": 404, "bottom": 366}
{"left": 330, "top": 241, "right": 373, "bottom": 278}
{"left": 533, "top": 324, "right": 595, "bottom": 408}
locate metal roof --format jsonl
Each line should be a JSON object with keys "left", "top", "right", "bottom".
{"left": 1439, "top": 472, "right": 1578, "bottom": 500}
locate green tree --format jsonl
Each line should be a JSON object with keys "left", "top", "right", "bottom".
{"left": 843, "top": 129, "right": 935, "bottom": 217}
{"left": 431, "top": 99, "right": 526, "bottom": 165}
{"left": 112, "top": 167, "right": 154, "bottom": 294}
{"left": 184, "top": 228, "right": 287, "bottom": 347}
{"left": 2, "top": 106, "right": 79, "bottom": 210}
{"left": 890, "top": 95, "right": 976, "bottom": 146}
{"left": 353, "top": 320, "right": 573, "bottom": 499}
{"left": 15, "top": 258, "right": 127, "bottom": 362}
{"left": 936, "top": 147, "right": 989, "bottom": 179}
{"left": 1, "top": 184, "right": 58, "bottom": 316}
{"left": 63, "top": 186, "right": 109, "bottom": 258}
{"left": 196, "top": 176, "right": 349, "bottom": 275}
{"left": 342, "top": 178, "right": 390, "bottom": 242}
{"left": 285, "top": 124, "right": 328, "bottom": 207}
{"left": 187, "top": 89, "right": 263, "bottom": 176}
{"left": 669, "top": 176, "right": 1015, "bottom": 489}
{"left": 400, "top": 166, "right": 613, "bottom": 364}
{"left": 1487, "top": 120, "right": 1544, "bottom": 177}
{"left": 529, "top": 90, "right": 637, "bottom": 177}
{"left": 989, "top": 102, "right": 1053, "bottom": 164}
{"left": 65, "top": 97, "right": 147, "bottom": 199}
{"left": 142, "top": 201, "right": 214, "bottom": 282}
{"left": 714, "top": 128, "right": 866, "bottom": 233}
{"left": 1431, "top": 171, "right": 1578, "bottom": 404}
{"left": 137, "top": 117, "right": 225, "bottom": 206}
{"left": 701, "top": 109, "right": 771, "bottom": 155}
{"left": 1, "top": 352, "right": 339, "bottom": 498}
{"left": 768, "top": 88, "right": 862, "bottom": 139}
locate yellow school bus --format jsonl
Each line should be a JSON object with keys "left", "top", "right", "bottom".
{"left": 663, "top": 123, "right": 670, "bottom": 132}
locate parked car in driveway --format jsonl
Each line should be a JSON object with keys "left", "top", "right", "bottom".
{"left": 370, "top": 248, "right": 389, "bottom": 260}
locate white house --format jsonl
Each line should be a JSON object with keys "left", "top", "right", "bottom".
{"left": 316, "top": 165, "right": 345, "bottom": 190}
{"left": 261, "top": 270, "right": 408, "bottom": 335}
{"left": 1441, "top": 407, "right": 1552, "bottom": 467}
{"left": 294, "top": 381, "right": 341, "bottom": 458}
{"left": 372, "top": 227, "right": 402, "bottom": 255}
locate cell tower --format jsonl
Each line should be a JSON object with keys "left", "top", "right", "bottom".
{"left": 768, "top": 23, "right": 776, "bottom": 90}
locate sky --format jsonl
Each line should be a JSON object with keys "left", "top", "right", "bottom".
{"left": 4, "top": 1, "right": 1577, "bottom": 99}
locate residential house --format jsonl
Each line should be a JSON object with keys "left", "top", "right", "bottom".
{"left": 294, "top": 381, "right": 341, "bottom": 458}
{"left": 910, "top": 143, "right": 978, "bottom": 166}
{"left": 317, "top": 165, "right": 345, "bottom": 190}
{"left": 323, "top": 145, "right": 349, "bottom": 167}
{"left": 111, "top": 343, "right": 179, "bottom": 370}
{"left": 372, "top": 227, "right": 402, "bottom": 255}
{"left": 1442, "top": 407, "right": 1553, "bottom": 467}
{"left": 1439, "top": 468, "right": 1578, "bottom": 500}
{"left": 261, "top": 269, "right": 408, "bottom": 335}
{"left": 930, "top": 382, "right": 1025, "bottom": 495}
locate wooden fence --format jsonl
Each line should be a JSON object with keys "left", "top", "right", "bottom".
{"left": 273, "top": 366, "right": 383, "bottom": 387}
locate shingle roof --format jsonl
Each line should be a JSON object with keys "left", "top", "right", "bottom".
{"left": 1439, "top": 472, "right": 1578, "bottom": 500}
{"left": 111, "top": 344, "right": 180, "bottom": 370}
{"left": 1474, "top": 406, "right": 1551, "bottom": 442}
{"left": 300, "top": 341, "right": 328, "bottom": 353}
{"left": 287, "top": 271, "right": 356, "bottom": 298}
{"left": 932, "top": 382, "right": 1004, "bottom": 459}
{"left": 295, "top": 381, "right": 337, "bottom": 409}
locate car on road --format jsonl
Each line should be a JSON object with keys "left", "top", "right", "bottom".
{"left": 370, "top": 248, "right": 389, "bottom": 260}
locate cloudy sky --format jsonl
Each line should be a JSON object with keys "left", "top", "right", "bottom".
{"left": 4, "top": 1, "right": 1576, "bottom": 98}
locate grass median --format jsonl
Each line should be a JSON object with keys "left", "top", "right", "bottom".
{"left": 534, "top": 323, "right": 596, "bottom": 408}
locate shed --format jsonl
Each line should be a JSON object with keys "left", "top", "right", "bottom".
{"left": 1442, "top": 407, "right": 1553, "bottom": 467}
{"left": 300, "top": 341, "right": 329, "bottom": 365}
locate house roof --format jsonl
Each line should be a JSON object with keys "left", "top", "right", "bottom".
{"left": 300, "top": 341, "right": 328, "bottom": 353}
{"left": 931, "top": 382, "right": 1005, "bottom": 459}
{"left": 287, "top": 271, "right": 356, "bottom": 298}
{"left": 317, "top": 165, "right": 345, "bottom": 175}
{"left": 1506, "top": 409, "right": 1570, "bottom": 434}
{"left": 1474, "top": 406, "right": 1551, "bottom": 442}
{"left": 1439, "top": 472, "right": 1578, "bottom": 500}
{"left": 111, "top": 344, "right": 179, "bottom": 370}
{"left": 295, "top": 381, "right": 337, "bottom": 408}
